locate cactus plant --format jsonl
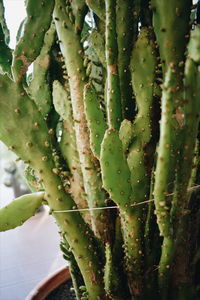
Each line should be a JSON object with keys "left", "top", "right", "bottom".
{"left": 0, "top": 0, "right": 200, "bottom": 299}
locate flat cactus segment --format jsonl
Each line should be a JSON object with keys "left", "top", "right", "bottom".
{"left": 119, "top": 119, "right": 134, "bottom": 153}
{"left": 130, "top": 27, "right": 156, "bottom": 143}
{"left": 105, "top": 0, "right": 122, "bottom": 130}
{"left": 59, "top": 124, "right": 89, "bottom": 216}
{"left": 184, "top": 57, "right": 200, "bottom": 128}
{"left": 187, "top": 26, "right": 200, "bottom": 63}
{"left": 16, "top": 18, "right": 25, "bottom": 43}
{"left": 128, "top": 28, "right": 156, "bottom": 199}
{"left": 0, "top": 75, "right": 52, "bottom": 166}
{"left": 71, "top": 0, "right": 88, "bottom": 33}
{"left": 88, "top": 29, "right": 106, "bottom": 68}
{"left": 116, "top": 0, "right": 135, "bottom": 119}
{"left": 29, "top": 23, "right": 56, "bottom": 117}
{"left": 53, "top": 80, "right": 72, "bottom": 121}
{"left": 171, "top": 46, "right": 200, "bottom": 219}
{"left": 104, "top": 217, "right": 130, "bottom": 299}
{"left": 53, "top": 80, "right": 88, "bottom": 213}
{"left": 100, "top": 129, "right": 132, "bottom": 210}
{"left": 153, "top": 68, "right": 182, "bottom": 293}
{"left": 152, "top": 0, "right": 191, "bottom": 73}
{"left": 53, "top": 80, "right": 79, "bottom": 171}
{"left": 0, "top": 192, "right": 44, "bottom": 231}
{"left": 86, "top": 0, "right": 105, "bottom": 21}
{"left": 104, "top": 243, "right": 121, "bottom": 299}
{"left": 127, "top": 142, "right": 148, "bottom": 203}
{"left": 104, "top": 243, "right": 113, "bottom": 294}
{"left": 153, "top": 67, "right": 177, "bottom": 238}
{"left": 0, "top": 24, "right": 12, "bottom": 75}
{"left": 131, "top": 28, "right": 156, "bottom": 104}
{"left": 0, "top": 0, "right": 10, "bottom": 44}
{"left": 12, "top": 0, "right": 55, "bottom": 83}
{"left": 0, "top": 0, "right": 12, "bottom": 74}
{"left": 158, "top": 236, "right": 175, "bottom": 294}
{"left": 84, "top": 83, "right": 107, "bottom": 158}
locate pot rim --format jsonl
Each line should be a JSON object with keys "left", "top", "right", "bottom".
{"left": 25, "top": 266, "right": 70, "bottom": 300}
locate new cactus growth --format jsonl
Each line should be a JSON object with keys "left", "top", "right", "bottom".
{"left": 0, "top": 192, "right": 44, "bottom": 231}
{"left": 0, "top": 0, "right": 200, "bottom": 299}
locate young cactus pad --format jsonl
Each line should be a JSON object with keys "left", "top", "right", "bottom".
{"left": 0, "top": 192, "right": 44, "bottom": 231}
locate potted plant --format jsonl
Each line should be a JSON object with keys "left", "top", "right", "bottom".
{"left": 25, "top": 266, "right": 74, "bottom": 300}
{"left": 0, "top": 0, "right": 200, "bottom": 299}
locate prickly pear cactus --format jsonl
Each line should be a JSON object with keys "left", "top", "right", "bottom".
{"left": 0, "top": 0, "right": 200, "bottom": 299}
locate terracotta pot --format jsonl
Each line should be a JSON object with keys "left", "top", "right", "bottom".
{"left": 25, "top": 266, "right": 71, "bottom": 300}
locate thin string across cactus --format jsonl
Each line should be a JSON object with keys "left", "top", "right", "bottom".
{"left": 52, "top": 184, "right": 200, "bottom": 213}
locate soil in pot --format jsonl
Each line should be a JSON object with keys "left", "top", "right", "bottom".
{"left": 45, "top": 280, "right": 76, "bottom": 300}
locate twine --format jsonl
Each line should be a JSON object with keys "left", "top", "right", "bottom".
{"left": 53, "top": 184, "right": 200, "bottom": 213}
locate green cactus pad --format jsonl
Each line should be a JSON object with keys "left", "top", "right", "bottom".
{"left": 71, "top": 0, "right": 88, "bottom": 33}
{"left": 0, "top": 192, "right": 44, "bottom": 231}
{"left": 153, "top": 67, "right": 177, "bottom": 238}
{"left": 171, "top": 31, "right": 200, "bottom": 220}
{"left": 0, "top": 0, "right": 12, "bottom": 75}
{"left": 53, "top": 80, "right": 80, "bottom": 171}
{"left": 187, "top": 26, "right": 200, "bottom": 63}
{"left": 116, "top": 0, "right": 135, "bottom": 119}
{"left": 16, "top": 18, "right": 26, "bottom": 43}
{"left": 127, "top": 28, "right": 157, "bottom": 200}
{"left": 0, "top": 24, "right": 12, "bottom": 75}
{"left": 84, "top": 82, "right": 107, "bottom": 158}
{"left": 86, "top": 0, "right": 105, "bottom": 21}
{"left": 88, "top": 29, "right": 106, "bottom": 68}
{"left": 104, "top": 243, "right": 121, "bottom": 298}
{"left": 119, "top": 119, "right": 134, "bottom": 153}
{"left": 105, "top": 0, "right": 122, "bottom": 130}
{"left": 28, "top": 23, "right": 56, "bottom": 117}
{"left": 0, "top": 75, "right": 52, "bottom": 167}
{"left": 53, "top": 80, "right": 72, "bottom": 121}
{"left": 130, "top": 27, "right": 156, "bottom": 143}
{"left": 53, "top": 80, "right": 88, "bottom": 213}
{"left": 127, "top": 141, "right": 149, "bottom": 203}
{"left": 152, "top": 0, "right": 191, "bottom": 73}
{"left": 100, "top": 129, "right": 132, "bottom": 210}
{"left": 12, "top": 0, "right": 55, "bottom": 82}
